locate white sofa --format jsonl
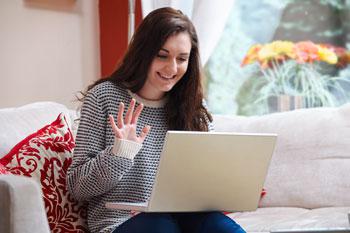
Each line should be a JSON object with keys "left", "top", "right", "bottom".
{"left": 0, "top": 101, "right": 350, "bottom": 233}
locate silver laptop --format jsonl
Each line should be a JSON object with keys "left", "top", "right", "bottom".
{"left": 106, "top": 131, "right": 277, "bottom": 212}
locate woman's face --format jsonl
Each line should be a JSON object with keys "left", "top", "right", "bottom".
{"left": 138, "top": 32, "right": 192, "bottom": 100}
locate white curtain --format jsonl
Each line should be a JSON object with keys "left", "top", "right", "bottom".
{"left": 141, "top": 0, "right": 194, "bottom": 18}
{"left": 191, "top": 0, "right": 234, "bottom": 65}
{"left": 140, "top": 0, "right": 234, "bottom": 65}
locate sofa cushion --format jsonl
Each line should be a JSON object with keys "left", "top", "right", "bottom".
{"left": 0, "top": 113, "right": 87, "bottom": 232}
{"left": 213, "top": 104, "right": 350, "bottom": 208}
{"left": 228, "top": 207, "right": 350, "bottom": 232}
{"left": 229, "top": 207, "right": 309, "bottom": 231}
{"left": 0, "top": 102, "right": 75, "bottom": 158}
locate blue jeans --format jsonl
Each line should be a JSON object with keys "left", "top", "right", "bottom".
{"left": 113, "top": 212, "right": 246, "bottom": 233}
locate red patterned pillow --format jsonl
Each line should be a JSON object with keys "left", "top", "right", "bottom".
{"left": 0, "top": 163, "right": 9, "bottom": 174}
{"left": 0, "top": 113, "right": 88, "bottom": 232}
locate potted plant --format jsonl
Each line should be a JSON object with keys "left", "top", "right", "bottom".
{"left": 238, "top": 40, "right": 350, "bottom": 115}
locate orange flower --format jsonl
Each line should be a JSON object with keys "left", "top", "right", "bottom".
{"left": 294, "top": 41, "right": 319, "bottom": 63}
{"left": 241, "top": 44, "right": 262, "bottom": 67}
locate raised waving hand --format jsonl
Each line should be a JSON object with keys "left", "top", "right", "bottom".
{"left": 109, "top": 99, "right": 151, "bottom": 143}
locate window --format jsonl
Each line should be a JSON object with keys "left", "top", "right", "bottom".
{"left": 205, "top": 0, "right": 350, "bottom": 115}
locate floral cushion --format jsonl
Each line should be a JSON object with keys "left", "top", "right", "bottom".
{"left": 0, "top": 113, "right": 88, "bottom": 232}
{"left": 0, "top": 163, "right": 8, "bottom": 174}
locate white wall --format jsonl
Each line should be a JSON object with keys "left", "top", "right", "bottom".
{"left": 0, "top": 0, "right": 100, "bottom": 109}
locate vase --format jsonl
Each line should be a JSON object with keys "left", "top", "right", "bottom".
{"left": 268, "top": 95, "right": 303, "bottom": 113}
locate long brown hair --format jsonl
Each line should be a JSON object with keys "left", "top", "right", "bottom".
{"left": 82, "top": 7, "right": 212, "bottom": 131}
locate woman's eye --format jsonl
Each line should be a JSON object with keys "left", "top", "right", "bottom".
{"left": 177, "top": 57, "right": 188, "bottom": 62}
{"left": 157, "top": 54, "right": 167, "bottom": 59}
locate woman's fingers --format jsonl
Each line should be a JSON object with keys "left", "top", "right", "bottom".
{"left": 117, "top": 102, "right": 125, "bottom": 128}
{"left": 125, "top": 99, "right": 136, "bottom": 124}
{"left": 114, "top": 99, "right": 148, "bottom": 142}
{"left": 109, "top": 115, "right": 123, "bottom": 138}
{"left": 130, "top": 210, "right": 140, "bottom": 216}
{"left": 139, "top": 125, "right": 151, "bottom": 141}
{"left": 131, "top": 103, "right": 144, "bottom": 124}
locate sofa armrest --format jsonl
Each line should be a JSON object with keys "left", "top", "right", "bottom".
{"left": 0, "top": 175, "right": 50, "bottom": 233}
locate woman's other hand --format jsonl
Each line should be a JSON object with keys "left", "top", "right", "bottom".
{"left": 130, "top": 210, "right": 141, "bottom": 217}
{"left": 109, "top": 99, "right": 151, "bottom": 143}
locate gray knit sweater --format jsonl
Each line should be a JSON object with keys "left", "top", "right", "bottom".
{"left": 67, "top": 81, "right": 212, "bottom": 233}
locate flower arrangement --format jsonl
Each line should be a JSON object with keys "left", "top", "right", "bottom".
{"left": 242, "top": 40, "right": 339, "bottom": 68}
{"left": 239, "top": 40, "right": 350, "bottom": 112}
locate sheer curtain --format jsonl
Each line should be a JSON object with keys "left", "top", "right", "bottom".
{"left": 141, "top": 0, "right": 194, "bottom": 18}
{"left": 140, "top": 0, "right": 234, "bottom": 65}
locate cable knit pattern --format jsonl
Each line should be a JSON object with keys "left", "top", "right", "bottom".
{"left": 67, "top": 81, "right": 213, "bottom": 233}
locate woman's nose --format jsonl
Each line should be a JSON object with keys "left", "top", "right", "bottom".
{"left": 165, "top": 59, "right": 177, "bottom": 74}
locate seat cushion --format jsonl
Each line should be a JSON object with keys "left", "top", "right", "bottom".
{"left": 228, "top": 207, "right": 350, "bottom": 232}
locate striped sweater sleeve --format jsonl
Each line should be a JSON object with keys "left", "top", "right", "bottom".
{"left": 67, "top": 91, "right": 138, "bottom": 201}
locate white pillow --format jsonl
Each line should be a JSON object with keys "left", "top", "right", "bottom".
{"left": 0, "top": 102, "right": 74, "bottom": 158}
{"left": 213, "top": 104, "right": 350, "bottom": 208}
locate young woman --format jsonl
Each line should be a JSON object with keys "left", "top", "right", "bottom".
{"left": 67, "top": 7, "right": 246, "bottom": 233}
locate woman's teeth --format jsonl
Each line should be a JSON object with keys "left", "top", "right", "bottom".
{"left": 159, "top": 73, "right": 175, "bottom": 80}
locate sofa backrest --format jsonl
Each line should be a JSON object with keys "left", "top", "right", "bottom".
{"left": 2, "top": 101, "right": 350, "bottom": 209}
{"left": 0, "top": 102, "right": 78, "bottom": 158}
{"left": 213, "top": 104, "right": 350, "bottom": 209}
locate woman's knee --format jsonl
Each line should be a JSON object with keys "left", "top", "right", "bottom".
{"left": 200, "top": 212, "right": 246, "bottom": 233}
